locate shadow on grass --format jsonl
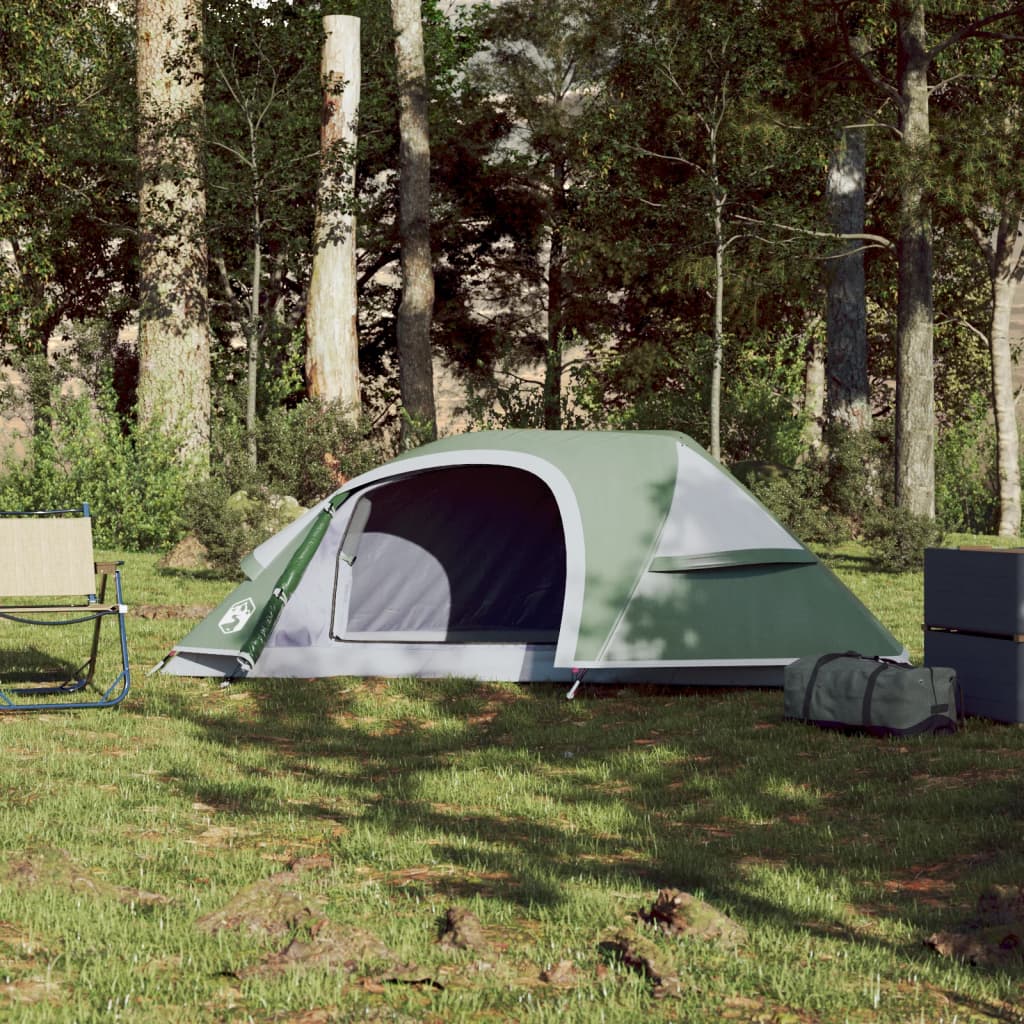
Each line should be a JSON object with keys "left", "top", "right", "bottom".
{"left": 157, "top": 566, "right": 239, "bottom": 584}
{"left": 0, "top": 646, "right": 81, "bottom": 680}
{"left": 153, "top": 674, "right": 1024, "bottom": 973}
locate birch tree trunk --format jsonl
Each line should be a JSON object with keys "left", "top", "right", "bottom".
{"left": 802, "top": 320, "right": 826, "bottom": 456}
{"left": 391, "top": 0, "right": 437, "bottom": 446}
{"left": 306, "top": 15, "right": 361, "bottom": 420}
{"left": 975, "top": 214, "right": 1024, "bottom": 536}
{"left": 246, "top": 203, "right": 262, "bottom": 465}
{"left": 825, "top": 126, "right": 871, "bottom": 433}
{"left": 136, "top": 0, "right": 211, "bottom": 464}
{"left": 542, "top": 158, "right": 568, "bottom": 431}
{"left": 894, "top": 1, "right": 935, "bottom": 517}
{"left": 711, "top": 189, "right": 725, "bottom": 461}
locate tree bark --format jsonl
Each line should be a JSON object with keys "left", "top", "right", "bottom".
{"left": 306, "top": 15, "right": 361, "bottom": 420}
{"left": 978, "top": 214, "right": 1024, "bottom": 536}
{"left": 391, "top": 0, "right": 437, "bottom": 447}
{"left": 136, "top": 0, "right": 211, "bottom": 465}
{"left": 825, "top": 126, "right": 871, "bottom": 433}
{"left": 894, "top": 1, "right": 935, "bottom": 517}
{"left": 802, "top": 319, "right": 826, "bottom": 456}
{"left": 247, "top": 203, "right": 262, "bottom": 466}
{"left": 711, "top": 189, "right": 726, "bottom": 461}
{"left": 543, "top": 158, "right": 568, "bottom": 431}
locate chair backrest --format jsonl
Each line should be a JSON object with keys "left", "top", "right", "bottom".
{"left": 0, "top": 516, "right": 97, "bottom": 598}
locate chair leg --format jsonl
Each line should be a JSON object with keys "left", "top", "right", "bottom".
{"left": 0, "top": 571, "right": 131, "bottom": 711}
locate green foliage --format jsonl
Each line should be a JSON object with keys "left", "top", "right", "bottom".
{"left": 863, "top": 507, "right": 944, "bottom": 573}
{"left": 720, "top": 339, "right": 809, "bottom": 466}
{"left": 0, "top": 389, "right": 192, "bottom": 550}
{"left": 935, "top": 400, "right": 998, "bottom": 535}
{"left": 185, "top": 477, "right": 280, "bottom": 575}
{"left": 822, "top": 426, "right": 892, "bottom": 530}
{"left": 746, "top": 463, "right": 846, "bottom": 547}
{"left": 746, "top": 424, "right": 898, "bottom": 548}
{"left": 189, "top": 402, "right": 390, "bottom": 574}
{"left": 0, "top": 0, "right": 135, "bottom": 360}
{"left": 255, "top": 402, "right": 387, "bottom": 506}
{"left": 569, "top": 327, "right": 807, "bottom": 468}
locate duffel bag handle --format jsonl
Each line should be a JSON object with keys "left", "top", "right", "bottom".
{"left": 860, "top": 662, "right": 888, "bottom": 727}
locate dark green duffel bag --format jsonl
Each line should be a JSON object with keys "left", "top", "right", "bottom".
{"left": 784, "top": 653, "right": 960, "bottom": 736}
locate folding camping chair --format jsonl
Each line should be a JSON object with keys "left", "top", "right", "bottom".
{"left": 0, "top": 505, "right": 130, "bottom": 711}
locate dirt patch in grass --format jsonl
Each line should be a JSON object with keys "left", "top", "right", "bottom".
{"left": 133, "top": 604, "right": 214, "bottom": 619}
{"left": 637, "top": 888, "right": 748, "bottom": 948}
{"left": 911, "top": 765, "right": 1024, "bottom": 790}
{"left": 720, "top": 995, "right": 820, "bottom": 1023}
{"left": 237, "top": 919, "right": 423, "bottom": 982}
{"left": 926, "top": 884, "right": 1024, "bottom": 969}
{"left": 0, "top": 919, "right": 60, "bottom": 988}
{"left": 5, "top": 847, "right": 168, "bottom": 906}
{"left": 195, "top": 871, "right": 322, "bottom": 939}
{"left": 465, "top": 687, "right": 524, "bottom": 728}
{"left": 0, "top": 920, "right": 50, "bottom": 958}
{"left": 364, "top": 863, "right": 535, "bottom": 905}
{"left": 0, "top": 975, "right": 63, "bottom": 1005}
{"left": 872, "top": 852, "right": 998, "bottom": 914}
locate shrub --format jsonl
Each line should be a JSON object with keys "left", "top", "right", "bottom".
{"left": 935, "top": 400, "right": 997, "bottom": 534}
{"left": 185, "top": 479, "right": 285, "bottom": 576}
{"left": 745, "top": 462, "right": 846, "bottom": 546}
{"left": 863, "top": 506, "right": 943, "bottom": 572}
{"left": 0, "top": 388, "right": 192, "bottom": 550}
{"left": 189, "top": 401, "right": 390, "bottom": 575}
{"left": 256, "top": 401, "right": 387, "bottom": 505}
{"left": 823, "top": 425, "right": 891, "bottom": 530}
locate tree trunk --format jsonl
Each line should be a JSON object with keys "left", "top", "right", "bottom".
{"left": 543, "top": 159, "right": 568, "bottom": 431}
{"left": 306, "top": 15, "right": 361, "bottom": 420}
{"left": 391, "top": 0, "right": 437, "bottom": 447}
{"left": 986, "top": 214, "right": 1024, "bottom": 536}
{"left": 710, "top": 191, "right": 725, "bottom": 461}
{"left": 246, "top": 206, "right": 262, "bottom": 467}
{"left": 802, "top": 320, "right": 826, "bottom": 456}
{"left": 825, "top": 126, "right": 871, "bottom": 433}
{"left": 894, "top": 1, "right": 935, "bottom": 517}
{"left": 543, "top": 224, "right": 564, "bottom": 430}
{"left": 136, "top": 0, "right": 211, "bottom": 465}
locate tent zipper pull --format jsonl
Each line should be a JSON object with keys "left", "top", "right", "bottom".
{"left": 566, "top": 669, "right": 585, "bottom": 701}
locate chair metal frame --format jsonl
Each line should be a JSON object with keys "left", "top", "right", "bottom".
{"left": 0, "top": 505, "right": 131, "bottom": 711}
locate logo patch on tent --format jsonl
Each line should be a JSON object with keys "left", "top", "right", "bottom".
{"left": 219, "top": 597, "right": 256, "bottom": 634}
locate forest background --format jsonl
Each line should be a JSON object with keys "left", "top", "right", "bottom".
{"left": 3, "top": 0, "right": 1024, "bottom": 568}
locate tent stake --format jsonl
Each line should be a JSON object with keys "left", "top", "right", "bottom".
{"left": 566, "top": 669, "right": 585, "bottom": 700}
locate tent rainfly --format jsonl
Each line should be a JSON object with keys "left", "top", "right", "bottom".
{"left": 159, "top": 430, "right": 907, "bottom": 685}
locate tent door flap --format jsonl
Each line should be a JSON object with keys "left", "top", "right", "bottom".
{"left": 330, "top": 496, "right": 371, "bottom": 638}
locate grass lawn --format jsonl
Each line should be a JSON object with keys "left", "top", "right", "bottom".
{"left": 1, "top": 541, "right": 1023, "bottom": 1022}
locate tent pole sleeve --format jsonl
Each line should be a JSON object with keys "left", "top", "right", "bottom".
{"left": 238, "top": 493, "right": 351, "bottom": 666}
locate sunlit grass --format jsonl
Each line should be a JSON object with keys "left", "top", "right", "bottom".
{"left": 0, "top": 540, "right": 1023, "bottom": 1021}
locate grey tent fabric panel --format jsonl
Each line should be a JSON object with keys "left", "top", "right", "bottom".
{"left": 266, "top": 499, "right": 358, "bottom": 650}
{"left": 655, "top": 443, "right": 801, "bottom": 558}
{"left": 338, "top": 466, "right": 567, "bottom": 641}
{"left": 338, "top": 496, "right": 373, "bottom": 566}
{"left": 244, "top": 638, "right": 790, "bottom": 685}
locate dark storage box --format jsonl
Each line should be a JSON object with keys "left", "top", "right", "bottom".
{"left": 924, "top": 630, "right": 1024, "bottom": 724}
{"left": 924, "top": 547, "right": 1024, "bottom": 638}
{"left": 924, "top": 547, "right": 1024, "bottom": 723}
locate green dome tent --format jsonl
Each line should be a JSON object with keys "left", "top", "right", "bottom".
{"left": 159, "top": 430, "right": 906, "bottom": 685}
